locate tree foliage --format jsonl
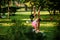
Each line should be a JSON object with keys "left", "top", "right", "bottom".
{"left": 44, "top": 0, "right": 60, "bottom": 15}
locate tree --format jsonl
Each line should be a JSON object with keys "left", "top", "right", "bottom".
{"left": 0, "top": 0, "right": 7, "bottom": 18}
{"left": 20, "top": 0, "right": 25, "bottom": 3}
{"left": 46, "top": 0, "right": 60, "bottom": 15}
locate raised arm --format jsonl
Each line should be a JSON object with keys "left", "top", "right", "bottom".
{"left": 38, "top": 6, "right": 41, "bottom": 18}
{"left": 37, "top": 6, "right": 41, "bottom": 31}
{"left": 33, "top": 6, "right": 36, "bottom": 17}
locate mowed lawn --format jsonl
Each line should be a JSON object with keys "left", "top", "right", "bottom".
{"left": 0, "top": 11, "right": 59, "bottom": 40}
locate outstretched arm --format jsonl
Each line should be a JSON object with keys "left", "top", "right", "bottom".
{"left": 37, "top": 6, "right": 41, "bottom": 30}
{"left": 38, "top": 6, "right": 41, "bottom": 18}
{"left": 33, "top": 6, "right": 36, "bottom": 17}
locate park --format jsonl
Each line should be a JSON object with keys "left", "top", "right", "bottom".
{"left": 0, "top": 0, "right": 60, "bottom": 40}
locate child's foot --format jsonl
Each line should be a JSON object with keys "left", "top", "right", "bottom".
{"left": 32, "top": 29, "right": 36, "bottom": 32}
{"left": 35, "top": 30, "right": 40, "bottom": 33}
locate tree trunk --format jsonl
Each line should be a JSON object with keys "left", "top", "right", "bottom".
{"left": 8, "top": 0, "right": 12, "bottom": 18}
{"left": 30, "top": 2, "right": 33, "bottom": 14}
{"left": 0, "top": 6, "right": 1, "bottom": 18}
{"left": 59, "top": 10, "right": 60, "bottom": 14}
{"left": 48, "top": 10, "right": 51, "bottom": 15}
{"left": 8, "top": 5, "right": 10, "bottom": 18}
{"left": 24, "top": 4, "right": 27, "bottom": 11}
{"left": 53, "top": 9, "right": 56, "bottom": 15}
{"left": 0, "top": 0, "right": 1, "bottom": 17}
{"left": 8, "top": 0, "right": 11, "bottom": 18}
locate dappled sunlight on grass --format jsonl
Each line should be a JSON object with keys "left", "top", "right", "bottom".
{"left": 16, "top": 12, "right": 31, "bottom": 15}
{"left": 16, "top": 11, "right": 49, "bottom": 15}
{"left": 0, "top": 23, "right": 15, "bottom": 26}
{"left": 41, "top": 22, "right": 57, "bottom": 27}
{"left": 23, "top": 22, "right": 57, "bottom": 27}
{"left": 0, "top": 11, "right": 59, "bottom": 40}
{"left": 0, "top": 19, "right": 11, "bottom": 21}
{"left": 21, "top": 19, "right": 30, "bottom": 20}
{"left": 36, "top": 11, "right": 49, "bottom": 15}
{"left": 40, "top": 30, "right": 52, "bottom": 32}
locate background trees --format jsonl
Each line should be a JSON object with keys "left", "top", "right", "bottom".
{"left": 46, "top": 0, "right": 60, "bottom": 15}
{"left": 0, "top": 0, "right": 60, "bottom": 18}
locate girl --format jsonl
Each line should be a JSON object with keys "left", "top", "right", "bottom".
{"left": 32, "top": 16, "right": 40, "bottom": 33}
{"left": 32, "top": 6, "right": 41, "bottom": 33}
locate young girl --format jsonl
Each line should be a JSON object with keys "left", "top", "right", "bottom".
{"left": 32, "top": 6, "right": 41, "bottom": 33}
{"left": 32, "top": 17, "right": 40, "bottom": 32}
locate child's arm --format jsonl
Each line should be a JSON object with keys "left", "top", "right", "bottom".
{"left": 33, "top": 6, "right": 36, "bottom": 17}
{"left": 37, "top": 7, "right": 41, "bottom": 30}
{"left": 38, "top": 6, "right": 41, "bottom": 18}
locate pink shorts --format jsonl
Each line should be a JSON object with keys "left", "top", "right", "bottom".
{"left": 32, "top": 21, "right": 37, "bottom": 29}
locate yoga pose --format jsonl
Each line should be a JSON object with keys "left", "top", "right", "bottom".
{"left": 32, "top": 6, "right": 41, "bottom": 32}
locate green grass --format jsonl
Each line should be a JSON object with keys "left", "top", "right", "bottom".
{"left": 0, "top": 11, "right": 59, "bottom": 40}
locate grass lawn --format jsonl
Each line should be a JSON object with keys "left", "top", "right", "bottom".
{"left": 0, "top": 11, "right": 59, "bottom": 40}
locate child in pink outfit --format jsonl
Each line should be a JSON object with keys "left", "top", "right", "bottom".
{"left": 32, "top": 18, "right": 40, "bottom": 33}
{"left": 32, "top": 6, "right": 40, "bottom": 33}
{"left": 32, "top": 19, "right": 38, "bottom": 30}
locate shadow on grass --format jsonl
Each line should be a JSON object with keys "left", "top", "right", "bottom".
{"left": 53, "top": 21, "right": 60, "bottom": 40}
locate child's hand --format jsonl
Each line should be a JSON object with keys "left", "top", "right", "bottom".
{"left": 39, "top": 6, "right": 41, "bottom": 10}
